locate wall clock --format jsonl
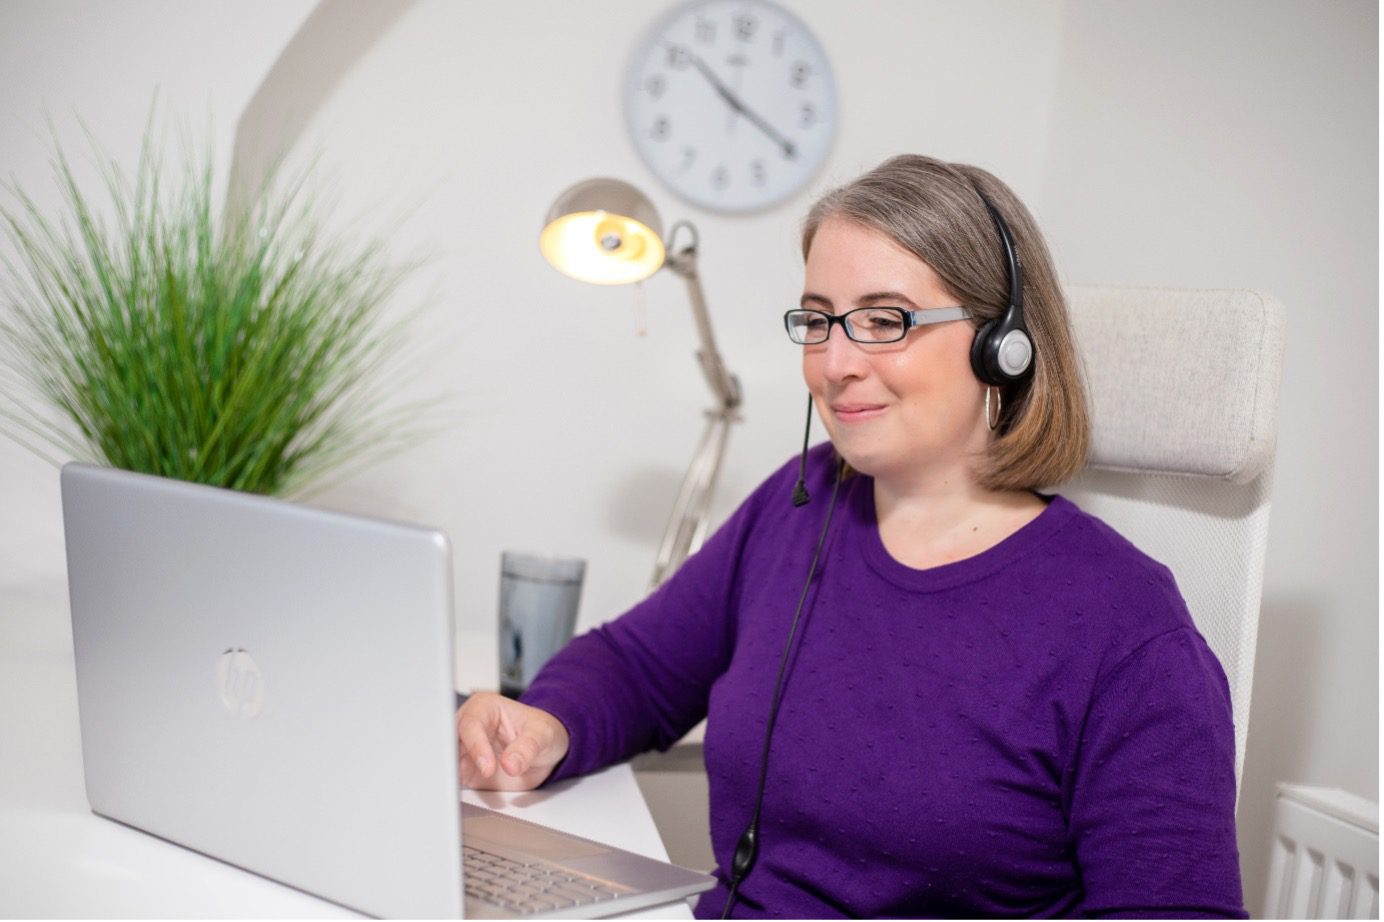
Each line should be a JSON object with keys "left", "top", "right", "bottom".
{"left": 624, "top": 0, "right": 837, "bottom": 214}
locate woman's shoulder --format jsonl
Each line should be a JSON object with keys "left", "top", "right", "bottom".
{"left": 1041, "top": 495, "right": 1176, "bottom": 577}
{"left": 1021, "top": 497, "right": 1228, "bottom": 710}
{"left": 1035, "top": 494, "right": 1195, "bottom": 633}
{"left": 703, "top": 442, "right": 840, "bottom": 546}
{"left": 739, "top": 441, "right": 841, "bottom": 512}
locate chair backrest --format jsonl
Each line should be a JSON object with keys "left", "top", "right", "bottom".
{"left": 1060, "top": 286, "right": 1286, "bottom": 790}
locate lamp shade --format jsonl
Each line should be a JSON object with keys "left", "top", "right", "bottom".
{"left": 539, "top": 178, "right": 666, "bottom": 285}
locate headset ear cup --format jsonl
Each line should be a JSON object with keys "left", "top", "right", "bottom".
{"left": 997, "top": 328, "right": 1034, "bottom": 379}
{"left": 970, "top": 319, "right": 1000, "bottom": 385}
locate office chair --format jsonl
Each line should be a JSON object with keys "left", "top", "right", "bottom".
{"left": 1060, "top": 286, "right": 1287, "bottom": 791}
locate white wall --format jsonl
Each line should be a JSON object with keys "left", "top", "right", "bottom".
{"left": 0, "top": 2, "right": 1375, "bottom": 915}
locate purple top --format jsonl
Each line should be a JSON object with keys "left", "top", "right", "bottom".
{"left": 522, "top": 445, "right": 1245, "bottom": 918}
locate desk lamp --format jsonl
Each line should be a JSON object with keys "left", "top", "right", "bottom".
{"left": 540, "top": 178, "right": 742, "bottom": 589}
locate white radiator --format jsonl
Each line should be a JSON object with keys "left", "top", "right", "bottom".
{"left": 1265, "top": 784, "right": 1379, "bottom": 919}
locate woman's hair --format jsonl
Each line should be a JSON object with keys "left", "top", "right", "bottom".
{"left": 801, "top": 154, "right": 1089, "bottom": 492}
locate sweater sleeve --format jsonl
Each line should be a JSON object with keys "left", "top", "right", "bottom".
{"left": 518, "top": 464, "right": 781, "bottom": 783}
{"left": 1067, "top": 626, "right": 1247, "bottom": 918}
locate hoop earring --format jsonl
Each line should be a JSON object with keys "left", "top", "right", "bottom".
{"left": 985, "top": 386, "right": 1001, "bottom": 432}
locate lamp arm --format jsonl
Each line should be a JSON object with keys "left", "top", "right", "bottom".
{"left": 664, "top": 239, "right": 742, "bottom": 413}
{"left": 650, "top": 408, "right": 735, "bottom": 590}
{"left": 648, "top": 220, "right": 743, "bottom": 588}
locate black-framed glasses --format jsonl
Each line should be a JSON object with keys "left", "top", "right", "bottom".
{"left": 783, "top": 305, "right": 970, "bottom": 345}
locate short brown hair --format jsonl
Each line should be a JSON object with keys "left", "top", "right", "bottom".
{"left": 801, "top": 155, "right": 1089, "bottom": 491}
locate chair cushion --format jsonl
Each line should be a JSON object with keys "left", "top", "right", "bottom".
{"left": 1065, "top": 286, "right": 1286, "bottom": 484}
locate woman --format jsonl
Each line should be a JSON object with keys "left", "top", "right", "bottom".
{"left": 457, "top": 155, "right": 1245, "bottom": 918}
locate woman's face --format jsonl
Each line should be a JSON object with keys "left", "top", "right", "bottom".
{"left": 801, "top": 217, "right": 987, "bottom": 484}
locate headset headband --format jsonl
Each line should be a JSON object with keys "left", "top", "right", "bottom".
{"left": 969, "top": 185, "right": 1034, "bottom": 386}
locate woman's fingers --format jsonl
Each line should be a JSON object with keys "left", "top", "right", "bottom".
{"left": 456, "top": 692, "right": 569, "bottom": 791}
{"left": 456, "top": 697, "right": 501, "bottom": 777}
{"left": 500, "top": 732, "right": 542, "bottom": 776}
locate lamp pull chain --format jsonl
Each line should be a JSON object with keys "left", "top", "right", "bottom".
{"left": 633, "top": 279, "right": 647, "bottom": 337}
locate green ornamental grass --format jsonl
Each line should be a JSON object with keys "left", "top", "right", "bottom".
{"left": 0, "top": 120, "right": 426, "bottom": 496}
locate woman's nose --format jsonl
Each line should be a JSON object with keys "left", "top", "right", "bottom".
{"left": 817, "top": 327, "right": 869, "bottom": 382}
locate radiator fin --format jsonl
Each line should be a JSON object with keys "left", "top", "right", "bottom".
{"left": 1265, "top": 784, "right": 1378, "bottom": 920}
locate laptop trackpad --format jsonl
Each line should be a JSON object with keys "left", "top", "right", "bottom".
{"left": 465, "top": 813, "right": 609, "bottom": 862}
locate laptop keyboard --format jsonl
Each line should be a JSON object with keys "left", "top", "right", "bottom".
{"left": 463, "top": 844, "right": 630, "bottom": 914}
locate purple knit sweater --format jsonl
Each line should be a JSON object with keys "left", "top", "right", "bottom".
{"left": 521, "top": 445, "right": 1245, "bottom": 918}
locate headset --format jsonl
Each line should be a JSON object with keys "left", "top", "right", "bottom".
{"left": 968, "top": 190, "right": 1034, "bottom": 387}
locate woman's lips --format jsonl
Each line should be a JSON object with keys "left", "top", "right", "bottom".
{"left": 831, "top": 403, "right": 887, "bottom": 423}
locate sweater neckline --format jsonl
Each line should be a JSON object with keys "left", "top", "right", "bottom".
{"left": 846, "top": 476, "right": 1077, "bottom": 592}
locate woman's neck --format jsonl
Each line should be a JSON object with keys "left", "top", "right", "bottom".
{"left": 872, "top": 464, "right": 1045, "bottom": 570}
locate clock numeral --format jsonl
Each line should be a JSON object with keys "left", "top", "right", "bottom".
{"left": 694, "top": 16, "right": 716, "bottom": 44}
{"left": 772, "top": 29, "right": 787, "bottom": 56}
{"left": 711, "top": 164, "right": 730, "bottom": 190}
{"left": 651, "top": 116, "right": 671, "bottom": 141}
{"left": 800, "top": 102, "right": 817, "bottom": 128}
{"left": 750, "top": 159, "right": 767, "bottom": 187}
{"left": 790, "top": 61, "right": 812, "bottom": 88}
{"left": 679, "top": 146, "right": 697, "bottom": 172}
{"left": 644, "top": 74, "right": 667, "bottom": 99}
{"left": 666, "top": 43, "right": 691, "bottom": 69}
{"left": 733, "top": 13, "right": 757, "bottom": 41}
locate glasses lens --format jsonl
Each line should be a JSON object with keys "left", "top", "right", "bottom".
{"left": 845, "top": 308, "right": 907, "bottom": 343}
{"left": 786, "top": 310, "right": 829, "bottom": 344}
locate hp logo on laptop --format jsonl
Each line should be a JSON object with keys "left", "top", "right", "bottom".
{"left": 218, "top": 648, "right": 265, "bottom": 719}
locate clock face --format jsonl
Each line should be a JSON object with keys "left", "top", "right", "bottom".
{"left": 624, "top": 0, "right": 837, "bottom": 214}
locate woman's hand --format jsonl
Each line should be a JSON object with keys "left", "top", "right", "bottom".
{"left": 456, "top": 692, "right": 570, "bottom": 791}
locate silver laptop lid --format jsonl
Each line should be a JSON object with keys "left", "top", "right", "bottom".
{"left": 62, "top": 463, "right": 464, "bottom": 918}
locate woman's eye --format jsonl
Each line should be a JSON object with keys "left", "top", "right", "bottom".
{"left": 866, "top": 313, "right": 903, "bottom": 330}
{"left": 803, "top": 316, "right": 828, "bottom": 331}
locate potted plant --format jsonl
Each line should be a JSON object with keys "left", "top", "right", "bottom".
{"left": 0, "top": 116, "right": 428, "bottom": 496}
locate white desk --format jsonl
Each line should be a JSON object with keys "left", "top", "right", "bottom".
{"left": 1, "top": 580, "right": 694, "bottom": 919}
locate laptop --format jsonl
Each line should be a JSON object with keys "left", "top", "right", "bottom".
{"left": 60, "top": 463, "right": 715, "bottom": 918}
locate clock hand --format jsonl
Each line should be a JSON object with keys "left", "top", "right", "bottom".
{"left": 729, "top": 93, "right": 798, "bottom": 161}
{"left": 685, "top": 50, "right": 798, "bottom": 160}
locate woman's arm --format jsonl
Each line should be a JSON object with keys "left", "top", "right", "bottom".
{"left": 458, "top": 454, "right": 803, "bottom": 790}
{"left": 514, "top": 487, "right": 760, "bottom": 783}
{"left": 1067, "top": 626, "right": 1247, "bottom": 918}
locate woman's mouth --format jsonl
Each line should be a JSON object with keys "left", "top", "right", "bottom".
{"left": 831, "top": 403, "right": 887, "bottom": 423}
